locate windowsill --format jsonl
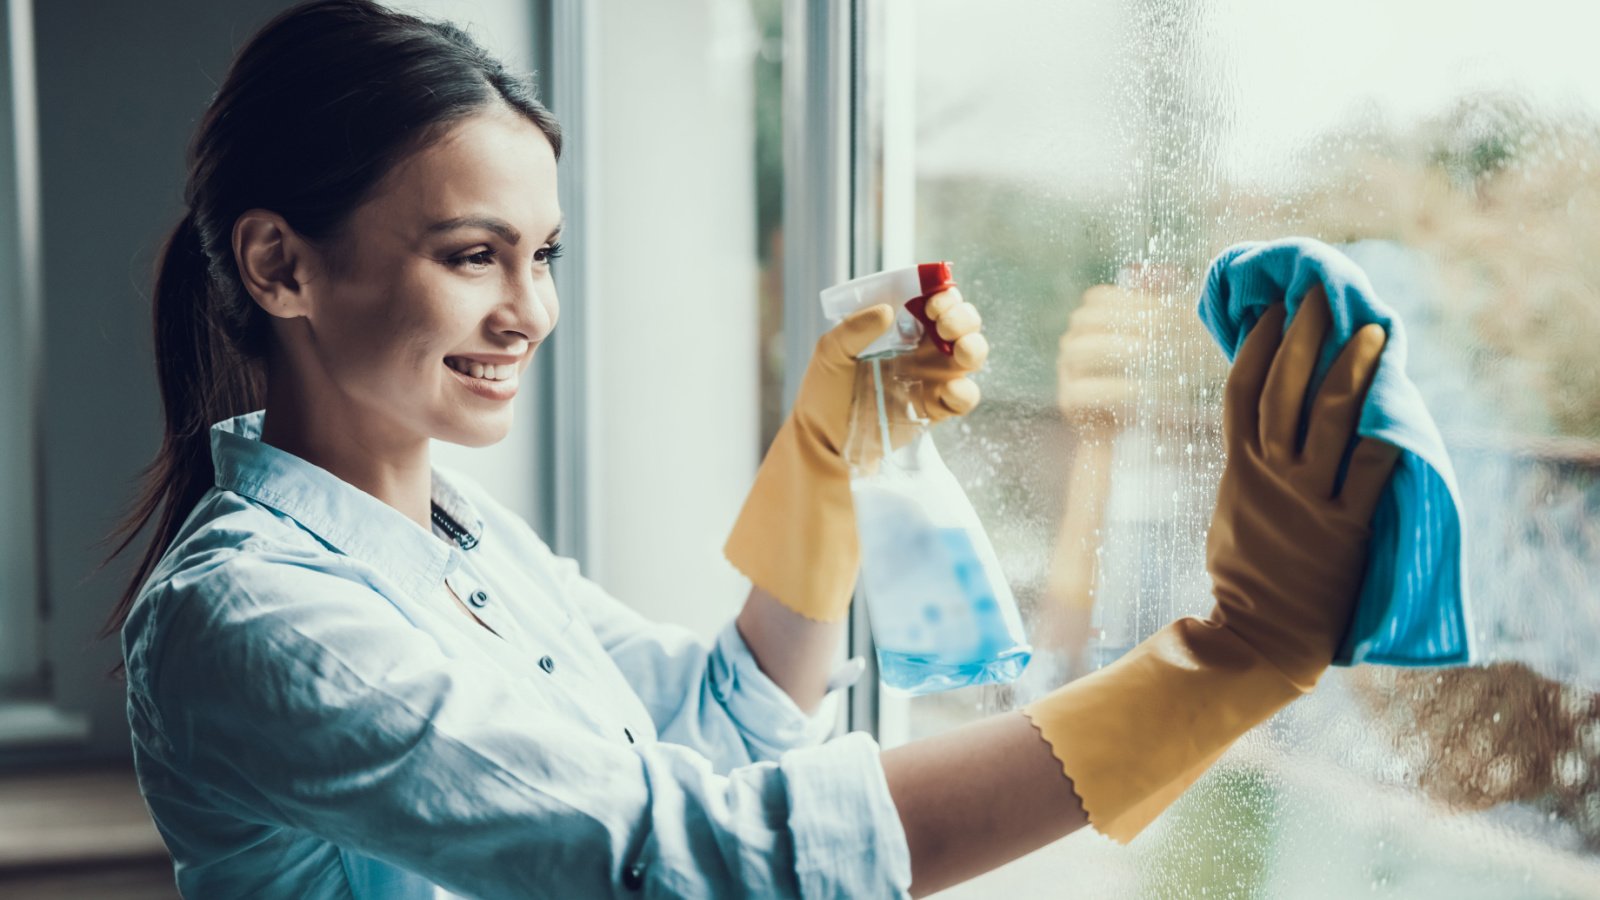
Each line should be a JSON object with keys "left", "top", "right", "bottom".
{"left": 0, "top": 701, "right": 91, "bottom": 749}
{"left": 0, "top": 765, "right": 168, "bottom": 874}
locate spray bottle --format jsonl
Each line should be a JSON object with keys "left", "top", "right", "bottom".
{"left": 820, "top": 263, "right": 1032, "bottom": 694}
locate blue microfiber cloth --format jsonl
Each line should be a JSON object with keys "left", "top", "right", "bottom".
{"left": 1197, "top": 238, "right": 1472, "bottom": 667}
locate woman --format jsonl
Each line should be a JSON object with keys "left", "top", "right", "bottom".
{"left": 109, "top": 1, "right": 1398, "bottom": 897}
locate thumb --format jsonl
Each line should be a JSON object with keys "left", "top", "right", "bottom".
{"left": 823, "top": 303, "right": 897, "bottom": 361}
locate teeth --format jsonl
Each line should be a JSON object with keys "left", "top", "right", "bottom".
{"left": 447, "top": 358, "right": 515, "bottom": 382}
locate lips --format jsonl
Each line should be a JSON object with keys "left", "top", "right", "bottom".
{"left": 444, "top": 357, "right": 519, "bottom": 401}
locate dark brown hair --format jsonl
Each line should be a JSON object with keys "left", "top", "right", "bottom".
{"left": 101, "top": 0, "right": 562, "bottom": 636}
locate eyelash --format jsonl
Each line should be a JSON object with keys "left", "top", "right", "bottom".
{"left": 447, "top": 241, "right": 565, "bottom": 270}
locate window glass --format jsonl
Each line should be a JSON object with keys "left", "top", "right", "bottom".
{"left": 898, "top": 1, "right": 1600, "bottom": 894}
{"left": 0, "top": 0, "right": 41, "bottom": 694}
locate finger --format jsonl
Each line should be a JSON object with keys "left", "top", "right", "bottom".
{"left": 923, "top": 287, "right": 963, "bottom": 320}
{"left": 822, "top": 303, "right": 896, "bottom": 362}
{"left": 1303, "top": 323, "right": 1386, "bottom": 496}
{"left": 1072, "top": 292, "right": 1160, "bottom": 327}
{"left": 1260, "top": 283, "right": 1331, "bottom": 456}
{"left": 1079, "top": 283, "right": 1123, "bottom": 309}
{"left": 935, "top": 302, "right": 982, "bottom": 343}
{"left": 1059, "top": 332, "right": 1134, "bottom": 378}
{"left": 1337, "top": 437, "right": 1401, "bottom": 521}
{"left": 930, "top": 377, "right": 981, "bottom": 419}
{"left": 1223, "top": 303, "right": 1287, "bottom": 447}
{"left": 952, "top": 331, "right": 989, "bottom": 371}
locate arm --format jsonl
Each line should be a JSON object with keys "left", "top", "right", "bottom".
{"left": 882, "top": 712, "right": 1089, "bottom": 897}
{"left": 148, "top": 559, "right": 911, "bottom": 899}
{"left": 733, "top": 585, "right": 843, "bottom": 715}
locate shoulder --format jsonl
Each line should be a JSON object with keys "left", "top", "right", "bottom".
{"left": 122, "top": 489, "right": 402, "bottom": 700}
{"left": 131, "top": 487, "right": 347, "bottom": 624}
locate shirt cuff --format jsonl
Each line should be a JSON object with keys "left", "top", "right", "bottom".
{"left": 781, "top": 731, "right": 913, "bottom": 900}
{"left": 708, "top": 619, "right": 860, "bottom": 759}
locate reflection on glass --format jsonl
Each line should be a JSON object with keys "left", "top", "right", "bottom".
{"left": 751, "top": 0, "right": 785, "bottom": 453}
{"left": 901, "top": 0, "right": 1600, "bottom": 894}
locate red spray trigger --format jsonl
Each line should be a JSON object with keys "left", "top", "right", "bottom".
{"left": 903, "top": 262, "right": 957, "bottom": 355}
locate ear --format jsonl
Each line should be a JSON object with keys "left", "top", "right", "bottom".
{"left": 233, "top": 209, "right": 318, "bottom": 320}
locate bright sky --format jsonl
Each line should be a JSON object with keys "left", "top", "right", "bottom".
{"left": 914, "top": 0, "right": 1600, "bottom": 187}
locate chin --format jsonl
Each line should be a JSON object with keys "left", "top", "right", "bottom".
{"left": 439, "top": 412, "right": 514, "bottom": 448}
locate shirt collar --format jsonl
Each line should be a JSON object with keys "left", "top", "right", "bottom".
{"left": 209, "top": 410, "right": 486, "bottom": 598}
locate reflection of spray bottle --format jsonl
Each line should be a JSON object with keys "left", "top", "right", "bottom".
{"left": 821, "top": 263, "right": 1031, "bottom": 695}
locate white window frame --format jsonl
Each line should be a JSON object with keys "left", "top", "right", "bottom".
{"left": 0, "top": 0, "right": 90, "bottom": 751}
{"left": 779, "top": 0, "right": 918, "bottom": 741}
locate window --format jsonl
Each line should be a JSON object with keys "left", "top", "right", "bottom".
{"left": 0, "top": 0, "right": 43, "bottom": 698}
{"left": 865, "top": 0, "right": 1600, "bottom": 893}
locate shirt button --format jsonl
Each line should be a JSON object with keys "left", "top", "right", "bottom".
{"left": 468, "top": 590, "right": 489, "bottom": 608}
{"left": 538, "top": 655, "right": 555, "bottom": 674}
{"left": 622, "top": 862, "right": 646, "bottom": 890}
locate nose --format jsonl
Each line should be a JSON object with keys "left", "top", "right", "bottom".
{"left": 499, "top": 265, "right": 558, "bottom": 345}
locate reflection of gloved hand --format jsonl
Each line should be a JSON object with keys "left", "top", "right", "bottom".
{"left": 1023, "top": 284, "right": 1400, "bottom": 842}
{"left": 725, "top": 290, "right": 988, "bottom": 622}
{"left": 1037, "top": 284, "right": 1154, "bottom": 680}
{"left": 1055, "top": 284, "right": 1147, "bottom": 427}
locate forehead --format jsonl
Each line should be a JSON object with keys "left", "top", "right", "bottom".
{"left": 362, "top": 106, "right": 560, "bottom": 234}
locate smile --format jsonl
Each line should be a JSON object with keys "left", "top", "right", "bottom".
{"left": 444, "top": 357, "right": 516, "bottom": 381}
{"left": 444, "top": 356, "right": 520, "bottom": 401}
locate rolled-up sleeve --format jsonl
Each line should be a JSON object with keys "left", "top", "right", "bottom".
{"left": 148, "top": 557, "right": 910, "bottom": 899}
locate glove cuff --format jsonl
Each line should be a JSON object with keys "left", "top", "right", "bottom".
{"left": 1021, "top": 616, "right": 1308, "bottom": 843}
{"left": 724, "top": 419, "right": 859, "bottom": 622}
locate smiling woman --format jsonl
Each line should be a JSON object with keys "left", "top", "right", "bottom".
{"left": 91, "top": 1, "right": 1419, "bottom": 898}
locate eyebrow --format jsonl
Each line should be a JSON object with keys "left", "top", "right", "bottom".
{"left": 424, "top": 215, "right": 565, "bottom": 246}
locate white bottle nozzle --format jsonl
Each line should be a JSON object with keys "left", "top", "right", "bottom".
{"left": 819, "top": 262, "right": 956, "bottom": 359}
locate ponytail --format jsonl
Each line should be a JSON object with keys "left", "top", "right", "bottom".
{"left": 99, "top": 213, "right": 264, "bottom": 638}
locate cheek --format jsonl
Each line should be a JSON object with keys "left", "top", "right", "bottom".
{"left": 338, "top": 285, "right": 462, "bottom": 380}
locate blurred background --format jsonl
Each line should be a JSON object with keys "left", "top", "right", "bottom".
{"left": 2, "top": 0, "right": 1598, "bottom": 897}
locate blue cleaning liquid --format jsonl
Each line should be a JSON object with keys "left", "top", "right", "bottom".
{"left": 860, "top": 520, "right": 1032, "bottom": 694}
{"left": 852, "top": 357, "right": 1030, "bottom": 695}
{"left": 878, "top": 646, "right": 1033, "bottom": 695}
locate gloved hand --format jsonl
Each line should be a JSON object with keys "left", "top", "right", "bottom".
{"left": 725, "top": 289, "right": 989, "bottom": 622}
{"left": 1023, "top": 283, "right": 1400, "bottom": 842}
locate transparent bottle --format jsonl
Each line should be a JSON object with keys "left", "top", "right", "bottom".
{"left": 821, "top": 263, "right": 1032, "bottom": 694}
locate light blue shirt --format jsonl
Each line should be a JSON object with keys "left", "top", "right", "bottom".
{"left": 121, "top": 411, "right": 912, "bottom": 899}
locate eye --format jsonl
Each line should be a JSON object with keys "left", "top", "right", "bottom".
{"left": 446, "top": 248, "right": 497, "bottom": 270}
{"left": 534, "top": 241, "right": 565, "bottom": 265}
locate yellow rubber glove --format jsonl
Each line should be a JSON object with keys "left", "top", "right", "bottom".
{"left": 725, "top": 290, "right": 989, "bottom": 622}
{"left": 1023, "top": 283, "right": 1401, "bottom": 842}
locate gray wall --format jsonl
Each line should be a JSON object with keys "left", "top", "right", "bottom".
{"left": 30, "top": 0, "right": 293, "bottom": 761}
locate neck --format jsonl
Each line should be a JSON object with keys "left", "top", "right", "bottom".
{"left": 259, "top": 366, "right": 433, "bottom": 532}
